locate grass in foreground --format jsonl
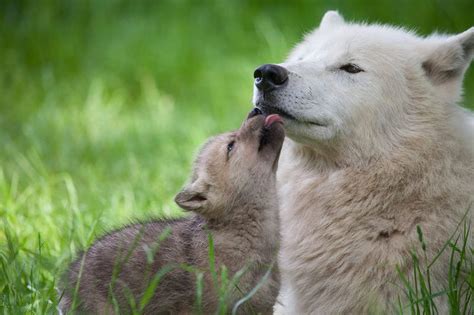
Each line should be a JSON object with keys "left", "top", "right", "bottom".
{"left": 396, "top": 219, "right": 474, "bottom": 314}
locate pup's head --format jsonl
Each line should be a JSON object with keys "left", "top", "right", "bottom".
{"left": 175, "top": 110, "right": 284, "bottom": 218}
{"left": 253, "top": 11, "right": 474, "bottom": 158}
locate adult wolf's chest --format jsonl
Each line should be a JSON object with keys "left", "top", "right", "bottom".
{"left": 276, "top": 166, "right": 400, "bottom": 312}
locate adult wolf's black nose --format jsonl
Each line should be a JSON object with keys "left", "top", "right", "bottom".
{"left": 254, "top": 64, "right": 288, "bottom": 92}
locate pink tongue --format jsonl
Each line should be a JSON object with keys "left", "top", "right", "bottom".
{"left": 265, "top": 114, "right": 283, "bottom": 127}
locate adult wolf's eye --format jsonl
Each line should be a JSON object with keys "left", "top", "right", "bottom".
{"left": 226, "top": 141, "right": 235, "bottom": 156}
{"left": 340, "top": 63, "right": 364, "bottom": 74}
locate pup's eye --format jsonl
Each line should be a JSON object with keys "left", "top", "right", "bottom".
{"left": 226, "top": 141, "right": 235, "bottom": 156}
{"left": 339, "top": 63, "right": 364, "bottom": 74}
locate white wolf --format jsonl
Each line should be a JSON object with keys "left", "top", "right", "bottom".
{"left": 253, "top": 11, "right": 474, "bottom": 314}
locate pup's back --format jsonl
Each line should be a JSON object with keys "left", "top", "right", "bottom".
{"left": 60, "top": 218, "right": 204, "bottom": 313}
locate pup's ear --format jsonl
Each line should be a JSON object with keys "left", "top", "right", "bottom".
{"left": 422, "top": 27, "right": 474, "bottom": 84}
{"left": 175, "top": 180, "right": 209, "bottom": 211}
{"left": 320, "top": 11, "right": 344, "bottom": 30}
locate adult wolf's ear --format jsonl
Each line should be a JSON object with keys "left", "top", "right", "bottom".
{"left": 422, "top": 27, "right": 474, "bottom": 85}
{"left": 175, "top": 181, "right": 209, "bottom": 211}
{"left": 320, "top": 11, "right": 345, "bottom": 30}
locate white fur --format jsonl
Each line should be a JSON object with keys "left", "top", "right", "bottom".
{"left": 253, "top": 11, "right": 474, "bottom": 314}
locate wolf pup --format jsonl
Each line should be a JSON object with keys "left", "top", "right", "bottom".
{"left": 59, "top": 110, "right": 284, "bottom": 314}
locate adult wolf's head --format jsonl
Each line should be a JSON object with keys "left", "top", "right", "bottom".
{"left": 253, "top": 11, "right": 474, "bottom": 160}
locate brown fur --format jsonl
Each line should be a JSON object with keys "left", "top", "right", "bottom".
{"left": 59, "top": 114, "right": 284, "bottom": 314}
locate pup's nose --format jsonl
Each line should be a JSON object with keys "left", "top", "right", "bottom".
{"left": 254, "top": 64, "right": 288, "bottom": 92}
{"left": 247, "top": 107, "right": 263, "bottom": 119}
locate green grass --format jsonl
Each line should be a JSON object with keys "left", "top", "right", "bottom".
{"left": 395, "top": 218, "right": 474, "bottom": 315}
{"left": 0, "top": 0, "right": 473, "bottom": 313}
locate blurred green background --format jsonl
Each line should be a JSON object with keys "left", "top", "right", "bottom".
{"left": 0, "top": 0, "right": 473, "bottom": 312}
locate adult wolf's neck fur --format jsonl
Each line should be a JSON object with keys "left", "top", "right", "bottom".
{"left": 284, "top": 101, "right": 474, "bottom": 175}
{"left": 279, "top": 102, "right": 474, "bottom": 219}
